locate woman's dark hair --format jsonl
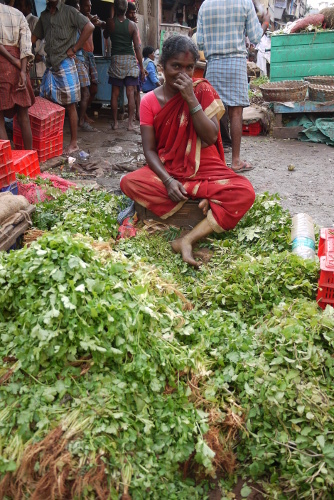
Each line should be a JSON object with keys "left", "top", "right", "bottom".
{"left": 160, "top": 35, "right": 199, "bottom": 68}
{"left": 143, "top": 46, "right": 155, "bottom": 59}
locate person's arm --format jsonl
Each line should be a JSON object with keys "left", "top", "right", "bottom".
{"left": 18, "top": 56, "right": 28, "bottom": 89}
{"left": 131, "top": 23, "right": 145, "bottom": 81}
{"left": 32, "top": 17, "right": 44, "bottom": 44}
{"left": 147, "top": 62, "right": 160, "bottom": 87}
{"left": 0, "top": 44, "right": 21, "bottom": 69}
{"left": 19, "top": 12, "right": 34, "bottom": 62}
{"left": 174, "top": 73, "right": 218, "bottom": 145}
{"left": 89, "top": 13, "right": 106, "bottom": 29}
{"left": 260, "top": 11, "right": 271, "bottom": 35}
{"left": 246, "top": 4, "right": 269, "bottom": 45}
{"left": 196, "top": 8, "right": 204, "bottom": 51}
{"left": 141, "top": 125, "right": 188, "bottom": 202}
{"left": 67, "top": 20, "right": 94, "bottom": 59}
{"left": 103, "top": 17, "right": 113, "bottom": 39}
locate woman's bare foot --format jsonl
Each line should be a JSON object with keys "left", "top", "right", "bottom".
{"left": 63, "top": 144, "right": 79, "bottom": 155}
{"left": 198, "top": 199, "right": 209, "bottom": 216}
{"left": 171, "top": 237, "right": 200, "bottom": 268}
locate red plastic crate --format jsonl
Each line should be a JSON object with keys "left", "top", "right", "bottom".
{"left": 242, "top": 121, "right": 262, "bottom": 136}
{"left": 0, "top": 140, "right": 13, "bottom": 163}
{"left": 0, "top": 141, "right": 16, "bottom": 189}
{"left": 13, "top": 97, "right": 65, "bottom": 139}
{"left": 316, "top": 228, "right": 334, "bottom": 309}
{"left": 14, "top": 131, "right": 63, "bottom": 162}
{"left": 0, "top": 161, "right": 16, "bottom": 189}
{"left": 11, "top": 150, "right": 40, "bottom": 178}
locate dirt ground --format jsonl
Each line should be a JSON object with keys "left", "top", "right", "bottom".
{"left": 60, "top": 107, "right": 333, "bottom": 230}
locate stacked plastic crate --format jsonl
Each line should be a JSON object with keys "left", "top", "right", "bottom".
{"left": 0, "top": 140, "right": 17, "bottom": 194}
{"left": 317, "top": 228, "right": 334, "bottom": 309}
{"left": 12, "top": 150, "right": 41, "bottom": 178}
{"left": 13, "top": 97, "right": 65, "bottom": 162}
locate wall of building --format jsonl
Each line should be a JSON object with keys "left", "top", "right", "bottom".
{"left": 135, "top": 0, "right": 159, "bottom": 49}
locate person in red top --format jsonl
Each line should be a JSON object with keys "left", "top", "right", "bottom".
{"left": 120, "top": 36, "right": 255, "bottom": 267}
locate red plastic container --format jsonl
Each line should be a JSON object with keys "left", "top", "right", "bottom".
{"left": 242, "top": 121, "right": 262, "bottom": 136}
{"left": 11, "top": 150, "right": 41, "bottom": 178}
{"left": 0, "top": 140, "right": 16, "bottom": 189}
{"left": 0, "top": 140, "right": 13, "bottom": 163}
{"left": 14, "top": 131, "right": 63, "bottom": 162}
{"left": 13, "top": 97, "right": 65, "bottom": 139}
{"left": 316, "top": 228, "right": 334, "bottom": 309}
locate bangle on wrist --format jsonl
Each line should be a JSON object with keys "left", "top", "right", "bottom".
{"left": 163, "top": 176, "right": 175, "bottom": 186}
{"left": 190, "top": 103, "right": 202, "bottom": 115}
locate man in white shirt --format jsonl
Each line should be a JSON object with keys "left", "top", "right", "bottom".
{"left": 17, "top": 0, "right": 46, "bottom": 78}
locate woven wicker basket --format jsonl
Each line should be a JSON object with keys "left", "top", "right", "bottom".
{"left": 305, "top": 76, "right": 334, "bottom": 86}
{"left": 259, "top": 80, "right": 308, "bottom": 102}
{"left": 308, "top": 84, "right": 334, "bottom": 102}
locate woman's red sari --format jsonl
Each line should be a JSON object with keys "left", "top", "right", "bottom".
{"left": 121, "top": 79, "right": 255, "bottom": 232}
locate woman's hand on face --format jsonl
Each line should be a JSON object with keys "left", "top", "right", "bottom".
{"left": 166, "top": 179, "right": 188, "bottom": 202}
{"left": 173, "top": 73, "right": 194, "bottom": 103}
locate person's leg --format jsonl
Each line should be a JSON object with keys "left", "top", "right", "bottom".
{"left": 16, "top": 107, "right": 32, "bottom": 149}
{"left": 79, "top": 85, "right": 90, "bottom": 127}
{"left": 220, "top": 106, "right": 232, "bottom": 148}
{"left": 65, "top": 103, "right": 79, "bottom": 154}
{"left": 171, "top": 171, "right": 255, "bottom": 267}
{"left": 125, "top": 85, "right": 136, "bottom": 131}
{"left": 171, "top": 218, "right": 214, "bottom": 268}
{"left": 85, "top": 53, "right": 98, "bottom": 121}
{"left": 228, "top": 105, "right": 244, "bottom": 170}
{"left": 111, "top": 84, "right": 120, "bottom": 130}
{"left": 85, "top": 82, "right": 98, "bottom": 123}
{"left": 135, "top": 85, "right": 140, "bottom": 121}
{"left": 0, "top": 111, "right": 8, "bottom": 141}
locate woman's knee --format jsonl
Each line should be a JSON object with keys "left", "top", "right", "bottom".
{"left": 120, "top": 174, "right": 137, "bottom": 197}
{"left": 242, "top": 180, "right": 256, "bottom": 210}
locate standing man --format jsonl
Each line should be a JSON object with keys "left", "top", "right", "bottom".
{"left": 104, "top": 0, "right": 144, "bottom": 131}
{"left": 80, "top": 0, "right": 106, "bottom": 128}
{"left": 197, "top": 0, "right": 270, "bottom": 173}
{"left": 17, "top": 0, "right": 46, "bottom": 79}
{"left": 0, "top": 1, "right": 34, "bottom": 149}
{"left": 32, "top": 0, "right": 94, "bottom": 154}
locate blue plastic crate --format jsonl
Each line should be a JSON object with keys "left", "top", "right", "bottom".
{"left": 0, "top": 181, "right": 18, "bottom": 195}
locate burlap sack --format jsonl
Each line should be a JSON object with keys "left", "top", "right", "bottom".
{"left": 0, "top": 193, "right": 30, "bottom": 225}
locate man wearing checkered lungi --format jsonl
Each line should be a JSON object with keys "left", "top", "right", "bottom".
{"left": 197, "top": 0, "right": 270, "bottom": 173}
{"left": 32, "top": 0, "right": 94, "bottom": 154}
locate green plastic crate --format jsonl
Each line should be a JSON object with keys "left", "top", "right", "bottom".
{"left": 270, "top": 30, "right": 334, "bottom": 82}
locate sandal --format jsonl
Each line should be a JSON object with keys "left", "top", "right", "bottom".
{"left": 80, "top": 122, "right": 98, "bottom": 132}
{"left": 231, "top": 161, "right": 254, "bottom": 173}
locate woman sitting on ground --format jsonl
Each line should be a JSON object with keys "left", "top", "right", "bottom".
{"left": 120, "top": 35, "right": 255, "bottom": 267}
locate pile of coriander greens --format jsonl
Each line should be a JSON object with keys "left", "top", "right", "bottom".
{"left": 0, "top": 187, "right": 333, "bottom": 500}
